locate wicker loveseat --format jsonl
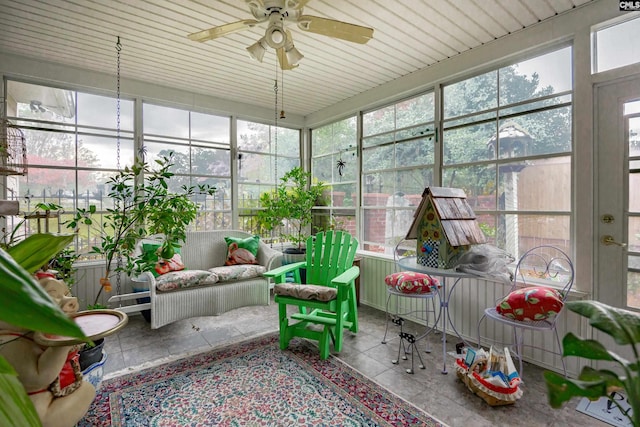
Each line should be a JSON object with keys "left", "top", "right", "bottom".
{"left": 142, "top": 230, "right": 281, "bottom": 329}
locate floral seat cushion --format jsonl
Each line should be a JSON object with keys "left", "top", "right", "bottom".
{"left": 273, "top": 283, "right": 337, "bottom": 302}
{"left": 208, "top": 265, "right": 266, "bottom": 282}
{"left": 385, "top": 271, "right": 440, "bottom": 294}
{"left": 496, "top": 286, "right": 564, "bottom": 321}
{"left": 155, "top": 270, "right": 219, "bottom": 292}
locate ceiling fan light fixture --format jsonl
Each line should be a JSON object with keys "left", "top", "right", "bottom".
{"left": 265, "top": 25, "right": 286, "bottom": 49}
{"left": 285, "top": 45, "right": 304, "bottom": 66}
{"left": 247, "top": 38, "right": 267, "bottom": 62}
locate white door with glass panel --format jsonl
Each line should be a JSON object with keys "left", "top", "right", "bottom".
{"left": 596, "top": 77, "right": 640, "bottom": 310}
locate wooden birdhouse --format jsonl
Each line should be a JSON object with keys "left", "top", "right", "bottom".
{"left": 406, "top": 187, "right": 486, "bottom": 269}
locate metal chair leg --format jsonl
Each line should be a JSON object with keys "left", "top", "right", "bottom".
{"left": 381, "top": 292, "right": 394, "bottom": 344}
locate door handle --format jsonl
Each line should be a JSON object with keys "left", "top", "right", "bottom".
{"left": 601, "top": 235, "right": 627, "bottom": 247}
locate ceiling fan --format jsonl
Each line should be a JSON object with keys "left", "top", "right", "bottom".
{"left": 188, "top": 0, "right": 374, "bottom": 70}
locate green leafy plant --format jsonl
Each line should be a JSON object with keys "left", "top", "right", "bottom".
{"left": 544, "top": 300, "right": 640, "bottom": 426}
{"left": 257, "top": 167, "right": 325, "bottom": 251}
{"left": 0, "top": 233, "right": 86, "bottom": 427}
{"left": 66, "top": 152, "right": 216, "bottom": 305}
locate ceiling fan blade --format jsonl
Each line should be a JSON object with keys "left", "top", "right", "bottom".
{"left": 277, "top": 47, "right": 298, "bottom": 70}
{"left": 297, "top": 15, "right": 373, "bottom": 44}
{"left": 188, "top": 19, "right": 260, "bottom": 42}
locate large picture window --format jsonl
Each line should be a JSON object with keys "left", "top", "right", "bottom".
{"left": 237, "top": 120, "right": 300, "bottom": 238}
{"left": 4, "top": 80, "right": 134, "bottom": 254}
{"left": 311, "top": 116, "right": 357, "bottom": 237}
{"left": 442, "top": 46, "right": 573, "bottom": 257}
{"left": 142, "top": 103, "right": 231, "bottom": 231}
{"left": 361, "top": 92, "right": 436, "bottom": 253}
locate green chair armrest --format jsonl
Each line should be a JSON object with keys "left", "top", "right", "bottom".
{"left": 332, "top": 265, "right": 360, "bottom": 287}
{"left": 263, "top": 261, "right": 307, "bottom": 280}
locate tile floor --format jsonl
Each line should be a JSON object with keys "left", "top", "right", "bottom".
{"left": 102, "top": 300, "right": 608, "bottom": 427}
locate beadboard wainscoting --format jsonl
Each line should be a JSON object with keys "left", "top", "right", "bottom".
{"left": 72, "top": 262, "right": 139, "bottom": 310}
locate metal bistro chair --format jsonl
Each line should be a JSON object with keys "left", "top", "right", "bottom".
{"left": 476, "top": 245, "right": 575, "bottom": 379}
{"left": 264, "top": 231, "right": 359, "bottom": 360}
{"left": 381, "top": 239, "right": 441, "bottom": 374}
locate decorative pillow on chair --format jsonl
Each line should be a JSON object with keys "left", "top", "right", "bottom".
{"left": 496, "top": 286, "right": 564, "bottom": 321}
{"left": 141, "top": 243, "right": 183, "bottom": 277}
{"left": 155, "top": 253, "right": 185, "bottom": 276}
{"left": 155, "top": 270, "right": 219, "bottom": 292}
{"left": 385, "top": 271, "right": 440, "bottom": 294}
{"left": 224, "top": 235, "right": 260, "bottom": 266}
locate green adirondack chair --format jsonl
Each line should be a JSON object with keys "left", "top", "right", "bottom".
{"left": 264, "top": 231, "right": 359, "bottom": 359}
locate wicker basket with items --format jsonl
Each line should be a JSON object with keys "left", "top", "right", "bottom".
{"left": 455, "top": 346, "right": 523, "bottom": 406}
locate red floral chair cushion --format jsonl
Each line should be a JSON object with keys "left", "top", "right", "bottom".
{"left": 496, "top": 286, "right": 564, "bottom": 321}
{"left": 384, "top": 271, "right": 440, "bottom": 294}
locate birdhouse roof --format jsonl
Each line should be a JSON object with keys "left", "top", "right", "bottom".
{"left": 405, "top": 187, "right": 486, "bottom": 247}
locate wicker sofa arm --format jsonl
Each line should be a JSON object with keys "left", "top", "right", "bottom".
{"left": 257, "top": 243, "right": 283, "bottom": 271}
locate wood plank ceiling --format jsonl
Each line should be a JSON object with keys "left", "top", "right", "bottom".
{"left": 0, "top": 0, "right": 593, "bottom": 118}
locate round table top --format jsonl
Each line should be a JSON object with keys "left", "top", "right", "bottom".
{"left": 34, "top": 309, "right": 128, "bottom": 347}
{"left": 397, "top": 256, "right": 473, "bottom": 279}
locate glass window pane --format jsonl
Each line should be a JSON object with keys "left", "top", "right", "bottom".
{"left": 328, "top": 183, "right": 357, "bottom": 207}
{"left": 628, "top": 217, "right": 640, "bottom": 253}
{"left": 238, "top": 120, "right": 270, "bottom": 152}
{"left": 362, "top": 144, "right": 394, "bottom": 171}
{"left": 80, "top": 135, "right": 135, "bottom": 169}
{"left": 239, "top": 152, "right": 275, "bottom": 184}
{"left": 312, "top": 155, "right": 333, "bottom": 183}
{"left": 497, "top": 107, "right": 572, "bottom": 159}
{"left": 77, "top": 92, "right": 134, "bottom": 130}
{"left": 191, "top": 112, "right": 229, "bottom": 143}
{"left": 443, "top": 164, "right": 496, "bottom": 202}
{"left": 22, "top": 129, "right": 76, "bottom": 167}
{"left": 627, "top": 265, "right": 640, "bottom": 310}
{"left": 396, "top": 168, "right": 434, "bottom": 197}
{"left": 145, "top": 142, "right": 190, "bottom": 174}
{"left": 191, "top": 146, "right": 230, "bottom": 176}
{"left": 631, "top": 171, "right": 640, "bottom": 212}
{"left": 443, "top": 70, "right": 497, "bottom": 119}
{"left": 500, "top": 47, "right": 572, "bottom": 105}
{"left": 362, "top": 132, "right": 394, "bottom": 148}
{"left": 499, "top": 157, "right": 571, "bottom": 212}
{"left": 443, "top": 123, "right": 497, "bottom": 165}
{"left": 7, "top": 81, "right": 75, "bottom": 123}
{"left": 396, "top": 137, "right": 435, "bottom": 168}
{"left": 497, "top": 214, "right": 570, "bottom": 255}
{"left": 630, "top": 116, "right": 640, "bottom": 157}
{"left": 363, "top": 104, "right": 395, "bottom": 136}
{"left": 594, "top": 17, "right": 640, "bottom": 73}
{"left": 15, "top": 168, "right": 76, "bottom": 208}
{"left": 396, "top": 92, "right": 435, "bottom": 128}
{"left": 143, "top": 104, "right": 189, "bottom": 138}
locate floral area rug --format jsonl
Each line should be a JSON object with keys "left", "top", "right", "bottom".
{"left": 79, "top": 333, "right": 446, "bottom": 426}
